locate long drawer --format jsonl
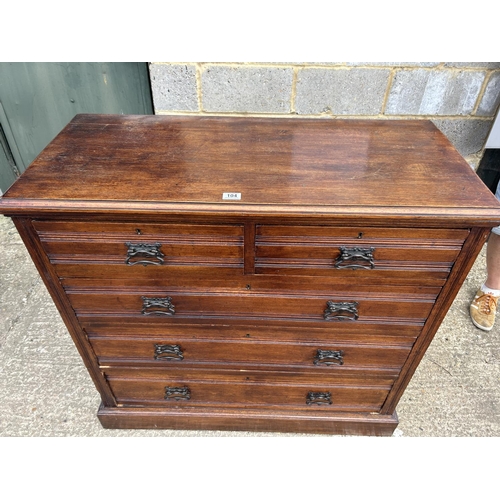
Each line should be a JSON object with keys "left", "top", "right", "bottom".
{"left": 90, "top": 334, "right": 412, "bottom": 373}
{"left": 81, "top": 318, "right": 423, "bottom": 343}
{"left": 256, "top": 225, "right": 468, "bottom": 284}
{"left": 66, "top": 285, "right": 438, "bottom": 324}
{"left": 32, "top": 220, "right": 244, "bottom": 278}
{"left": 105, "top": 367, "right": 393, "bottom": 412}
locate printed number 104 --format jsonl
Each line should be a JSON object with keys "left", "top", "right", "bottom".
{"left": 222, "top": 192, "right": 241, "bottom": 200}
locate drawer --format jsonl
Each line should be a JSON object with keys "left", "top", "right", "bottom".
{"left": 105, "top": 367, "right": 392, "bottom": 412}
{"left": 32, "top": 220, "right": 244, "bottom": 278}
{"left": 255, "top": 225, "right": 468, "bottom": 284}
{"left": 66, "top": 284, "right": 437, "bottom": 325}
{"left": 82, "top": 318, "right": 422, "bottom": 343}
{"left": 90, "top": 334, "right": 412, "bottom": 373}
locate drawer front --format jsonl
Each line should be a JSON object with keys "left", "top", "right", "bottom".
{"left": 105, "top": 368, "right": 392, "bottom": 412}
{"left": 67, "top": 286, "right": 437, "bottom": 324}
{"left": 90, "top": 335, "right": 412, "bottom": 373}
{"left": 81, "top": 318, "right": 423, "bottom": 344}
{"left": 256, "top": 225, "right": 468, "bottom": 284}
{"left": 33, "top": 220, "right": 244, "bottom": 278}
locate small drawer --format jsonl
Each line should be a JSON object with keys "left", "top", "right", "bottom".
{"left": 105, "top": 367, "right": 392, "bottom": 412}
{"left": 32, "top": 220, "right": 244, "bottom": 278}
{"left": 90, "top": 334, "right": 412, "bottom": 374}
{"left": 255, "top": 225, "right": 468, "bottom": 284}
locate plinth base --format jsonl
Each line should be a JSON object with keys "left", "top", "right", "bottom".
{"left": 97, "top": 403, "right": 398, "bottom": 436}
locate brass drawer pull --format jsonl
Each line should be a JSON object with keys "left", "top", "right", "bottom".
{"left": 334, "top": 246, "right": 375, "bottom": 269}
{"left": 314, "top": 349, "right": 344, "bottom": 366}
{"left": 164, "top": 386, "right": 191, "bottom": 401}
{"left": 323, "top": 301, "right": 359, "bottom": 321}
{"left": 141, "top": 296, "right": 175, "bottom": 316}
{"left": 306, "top": 391, "right": 332, "bottom": 406}
{"left": 125, "top": 242, "right": 164, "bottom": 266}
{"left": 154, "top": 344, "right": 184, "bottom": 361}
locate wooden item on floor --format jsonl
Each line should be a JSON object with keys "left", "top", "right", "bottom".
{"left": 2, "top": 114, "right": 499, "bottom": 435}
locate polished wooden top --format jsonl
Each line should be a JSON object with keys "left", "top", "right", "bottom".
{"left": 1, "top": 114, "right": 500, "bottom": 222}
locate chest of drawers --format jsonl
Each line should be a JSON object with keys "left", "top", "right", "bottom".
{"left": 2, "top": 114, "right": 500, "bottom": 435}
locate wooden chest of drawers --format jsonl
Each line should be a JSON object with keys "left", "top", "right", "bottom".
{"left": 2, "top": 114, "right": 500, "bottom": 435}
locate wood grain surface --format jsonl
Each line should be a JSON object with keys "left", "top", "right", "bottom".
{"left": 2, "top": 114, "right": 500, "bottom": 223}
{"left": 3, "top": 115, "right": 500, "bottom": 435}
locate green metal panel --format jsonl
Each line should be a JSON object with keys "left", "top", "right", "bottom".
{"left": 0, "top": 126, "right": 18, "bottom": 195}
{"left": 0, "top": 102, "right": 24, "bottom": 195}
{"left": 0, "top": 62, "right": 153, "bottom": 193}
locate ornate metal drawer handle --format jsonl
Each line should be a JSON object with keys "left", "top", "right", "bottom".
{"left": 154, "top": 344, "right": 184, "bottom": 361}
{"left": 306, "top": 391, "right": 332, "bottom": 406}
{"left": 324, "top": 301, "right": 359, "bottom": 321}
{"left": 334, "top": 246, "right": 375, "bottom": 269}
{"left": 164, "top": 386, "right": 191, "bottom": 401}
{"left": 141, "top": 296, "right": 175, "bottom": 315}
{"left": 125, "top": 242, "right": 164, "bottom": 266}
{"left": 314, "top": 349, "right": 344, "bottom": 366}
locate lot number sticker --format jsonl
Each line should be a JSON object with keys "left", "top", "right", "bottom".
{"left": 222, "top": 192, "right": 241, "bottom": 200}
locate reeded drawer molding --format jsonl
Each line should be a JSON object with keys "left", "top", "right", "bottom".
{"left": 255, "top": 225, "right": 467, "bottom": 283}
{"left": 81, "top": 319, "right": 423, "bottom": 343}
{"left": 33, "top": 219, "right": 467, "bottom": 286}
{"left": 90, "top": 335, "right": 412, "bottom": 372}
{"left": 66, "top": 286, "right": 437, "bottom": 324}
{"left": 34, "top": 220, "right": 245, "bottom": 277}
{"left": 34, "top": 223, "right": 244, "bottom": 259}
{"left": 33, "top": 220, "right": 245, "bottom": 237}
{"left": 104, "top": 367, "right": 392, "bottom": 412}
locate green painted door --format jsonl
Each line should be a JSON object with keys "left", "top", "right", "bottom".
{"left": 0, "top": 62, "right": 153, "bottom": 194}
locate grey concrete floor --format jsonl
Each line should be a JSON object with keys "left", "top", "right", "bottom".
{"left": 1, "top": 214, "right": 499, "bottom": 437}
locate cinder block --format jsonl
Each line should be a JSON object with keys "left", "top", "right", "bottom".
{"left": 201, "top": 66, "right": 293, "bottom": 113}
{"left": 295, "top": 62, "right": 345, "bottom": 66}
{"left": 477, "top": 72, "right": 500, "bottom": 116}
{"left": 432, "top": 119, "right": 493, "bottom": 156}
{"left": 346, "top": 62, "right": 440, "bottom": 67}
{"left": 464, "top": 153, "right": 482, "bottom": 171}
{"left": 149, "top": 64, "right": 199, "bottom": 112}
{"left": 295, "top": 68, "right": 390, "bottom": 115}
{"left": 299, "top": 63, "right": 438, "bottom": 67}
{"left": 444, "top": 62, "right": 500, "bottom": 69}
{"left": 386, "top": 69, "right": 485, "bottom": 115}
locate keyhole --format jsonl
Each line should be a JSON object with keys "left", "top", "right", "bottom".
{"left": 136, "top": 228, "right": 141, "bottom": 235}
{"left": 357, "top": 232, "right": 363, "bottom": 239}
{"left": 246, "top": 284, "right": 251, "bottom": 290}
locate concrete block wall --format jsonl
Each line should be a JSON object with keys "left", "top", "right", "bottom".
{"left": 149, "top": 62, "right": 500, "bottom": 167}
